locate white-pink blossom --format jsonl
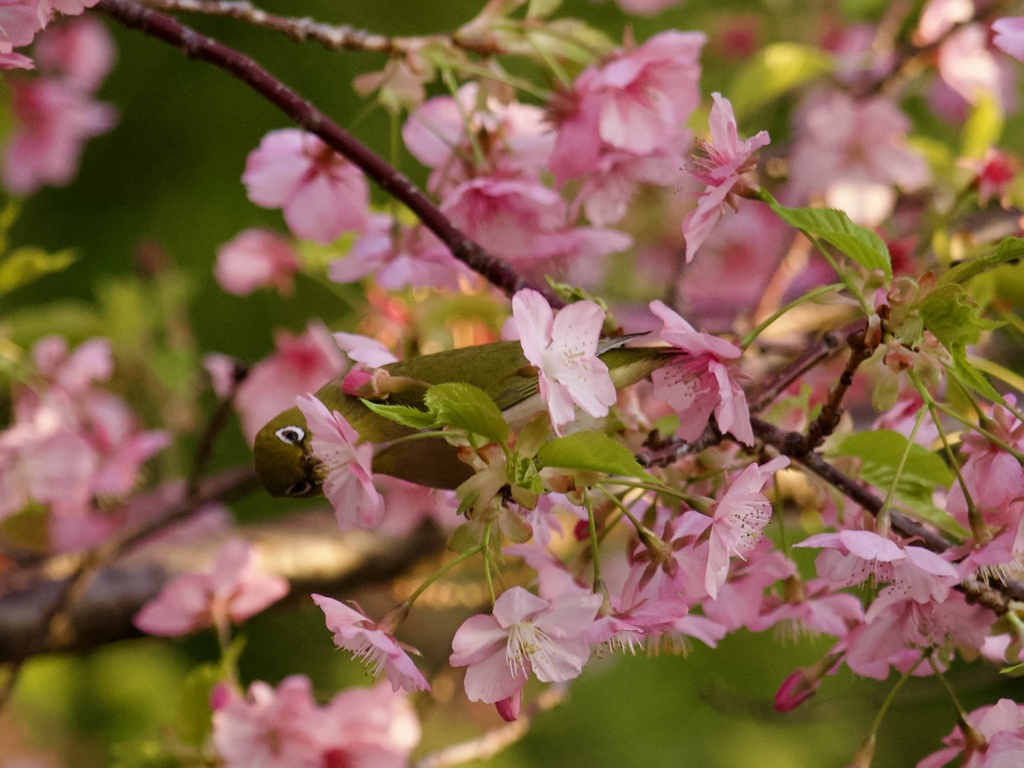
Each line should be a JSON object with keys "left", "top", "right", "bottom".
{"left": 313, "top": 593, "right": 430, "bottom": 693}
{"left": 449, "top": 585, "right": 602, "bottom": 703}
{"left": 296, "top": 394, "right": 385, "bottom": 529}
{"left": 512, "top": 288, "right": 616, "bottom": 435}
{"left": 242, "top": 128, "right": 369, "bottom": 245}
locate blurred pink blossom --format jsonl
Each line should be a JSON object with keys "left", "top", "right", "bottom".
{"left": 234, "top": 322, "right": 344, "bottom": 443}
{"left": 1, "top": 77, "right": 115, "bottom": 194}
{"left": 213, "top": 677, "right": 420, "bottom": 768}
{"left": 993, "top": 17, "right": 1024, "bottom": 62}
{"left": 214, "top": 228, "right": 301, "bottom": 296}
{"left": 918, "top": 697, "right": 1024, "bottom": 768}
{"left": 133, "top": 539, "right": 289, "bottom": 636}
{"left": 34, "top": 15, "right": 113, "bottom": 91}
{"left": 403, "top": 82, "right": 553, "bottom": 195}
{"left": 242, "top": 128, "right": 369, "bottom": 244}
{"left": 329, "top": 213, "right": 472, "bottom": 291}
{"left": 788, "top": 89, "right": 929, "bottom": 226}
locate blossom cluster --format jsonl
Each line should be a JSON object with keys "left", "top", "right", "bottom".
{"left": 8, "top": 0, "right": 1024, "bottom": 766}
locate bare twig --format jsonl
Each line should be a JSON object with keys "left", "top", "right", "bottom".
{"left": 96, "top": 0, "right": 563, "bottom": 308}
{"left": 138, "top": 0, "right": 500, "bottom": 57}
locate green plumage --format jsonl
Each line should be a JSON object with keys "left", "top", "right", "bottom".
{"left": 253, "top": 339, "right": 665, "bottom": 498}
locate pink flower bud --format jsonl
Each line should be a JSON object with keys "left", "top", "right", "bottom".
{"left": 495, "top": 690, "right": 521, "bottom": 722}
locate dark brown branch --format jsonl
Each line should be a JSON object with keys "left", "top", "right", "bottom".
{"left": 0, "top": 511, "right": 446, "bottom": 661}
{"left": 96, "top": 0, "right": 563, "bottom": 308}
{"left": 799, "top": 324, "right": 878, "bottom": 452}
{"left": 747, "top": 329, "right": 846, "bottom": 415}
{"left": 751, "top": 416, "right": 1024, "bottom": 608}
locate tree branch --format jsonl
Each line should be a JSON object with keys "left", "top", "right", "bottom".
{"left": 0, "top": 511, "right": 446, "bottom": 661}
{"left": 137, "top": 0, "right": 502, "bottom": 57}
{"left": 95, "top": 0, "right": 563, "bottom": 308}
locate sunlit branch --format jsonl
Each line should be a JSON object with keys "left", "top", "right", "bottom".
{"left": 0, "top": 509, "right": 445, "bottom": 663}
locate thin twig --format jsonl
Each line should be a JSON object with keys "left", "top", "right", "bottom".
{"left": 138, "top": 0, "right": 501, "bottom": 57}
{"left": 747, "top": 329, "right": 847, "bottom": 415}
{"left": 96, "top": 0, "right": 563, "bottom": 308}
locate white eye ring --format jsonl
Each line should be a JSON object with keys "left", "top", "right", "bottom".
{"left": 275, "top": 426, "right": 306, "bottom": 445}
{"left": 284, "top": 480, "right": 313, "bottom": 497}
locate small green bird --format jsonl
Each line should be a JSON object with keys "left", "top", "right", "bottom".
{"left": 253, "top": 338, "right": 665, "bottom": 498}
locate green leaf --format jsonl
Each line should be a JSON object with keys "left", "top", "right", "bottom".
{"left": 950, "top": 351, "right": 1003, "bottom": 403}
{"left": 728, "top": 43, "right": 833, "bottom": 118}
{"left": 833, "top": 431, "right": 966, "bottom": 538}
{"left": 174, "top": 663, "right": 220, "bottom": 746}
{"left": 961, "top": 93, "right": 1003, "bottom": 160}
{"left": 362, "top": 399, "right": 437, "bottom": 429}
{"left": 834, "top": 431, "right": 953, "bottom": 487}
{"left": 537, "top": 430, "right": 654, "bottom": 481}
{"left": 0, "top": 246, "right": 76, "bottom": 296}
{"left": 424, "top": 382, "right": 509, "bottom": 444}
{"left": 937, "top": 237, "right": 1024, "bottom": 287}
{"left": 916, "top": 283, "right": 1001, "bottom": 356}
{"left": 764, "top": 195, "right": 892, "bottom": 281}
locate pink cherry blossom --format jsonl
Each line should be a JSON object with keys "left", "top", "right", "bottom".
{"left": 34, "top": 16, "right": 114, "bottom": 92}
{"left": 797, "top": 529, "right": 959, "bottom": 604}
{"left": 450, "top": 585, "right": 602, "bottom": 703}
{"left": 0, "top": 51, "right": 33, "bottom": 68}
{"left": 550, "top": 30, "right": 705, "bottom": 183}
{"left": 133, "top": 539, "right": 289, "bottom": 636}
{"left": 680, "top": 92, "right": 770, "bottom": 262}
{"left": 841, "top": 591, "right": 994, "bottom": 680}
{"left": 312, "top": 593, "right": 430, "bottom": 693}
{"left": 329, "top": 213, "right": 472, "bottom": 291}
{"left": 512, "top": 288, "right": 616, "bottom": 435}
{"left": 647, "top": 300, "right": 754, "bottom": 444}
{"left": 946, "top": 399, "right": 1024, "bottom": 534}
{"left": 332, "top": 331, "right": 398, "bottom": 368}
{"left": 1, "top": 76, "right": 116, "bottom": 195}
{"left": 938, "top": 24, "right": 1018, "bottom": 110}
{"left": 788, "top": 89, "right": 929, "bottom": 226}
{"left": 296, "top": 394, "right": 385, "bottom": 529}
{"left": 704, "top": 456, "right": 789, "bottom": 598}
{"left": 234, "top": 322, "right": 345, "bottom": 443}
{"left": 402, "top": 82, "right": 553, "bottom": 195}
{"left": 918, "top": 698, "right": 1024, "bottom": 768}
{"left": 993, "top": 17, "right": 1024, "bottom": 62}
{"left": 214, "top": 228, "right": 300, "bottom": 296}
{"left": 242, "top": 128, "right": 369, "bottom": 245}
{"left": 213, "top": 676, "right": 420, "bottom": 768}
{"left": 0, "top": 0, "right": 43, "bottom": 54}
{"left": 212, "top": 675, "right": 330, "bottom": 768}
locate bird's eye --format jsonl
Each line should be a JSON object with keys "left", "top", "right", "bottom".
{"left": 284, "top": 480, "right": 313, "bottom": 497}
{"left": 275, "top": 426, "right": 306, "bottom": 445}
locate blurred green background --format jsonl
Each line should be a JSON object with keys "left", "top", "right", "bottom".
{"left": 3, "top": 0, "right": 1021, "bottom": 766}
